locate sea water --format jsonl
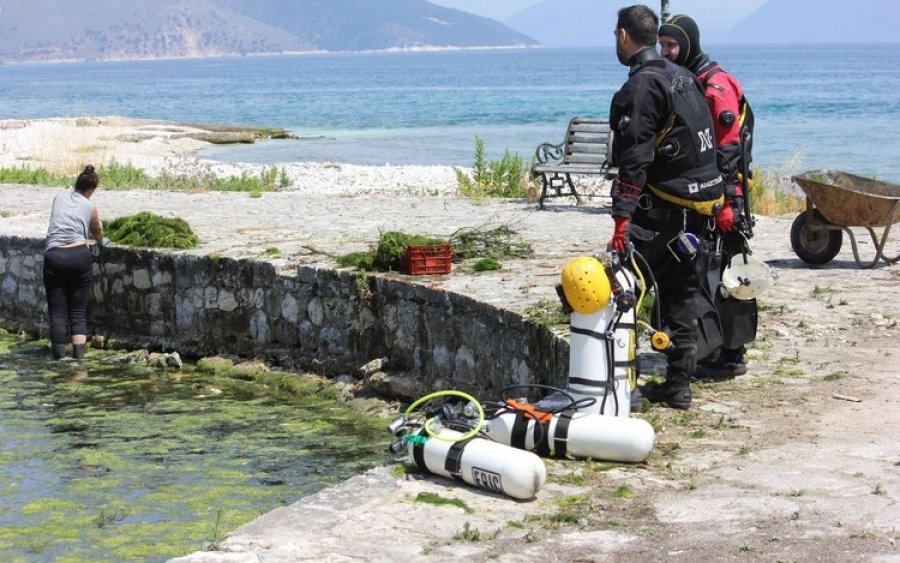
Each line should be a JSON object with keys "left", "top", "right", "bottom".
{"left": 0, "top": 44, "right": 898, "bottom": 180}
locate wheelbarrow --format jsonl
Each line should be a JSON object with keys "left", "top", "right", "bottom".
{"left": 790, "top": 170, "right": 900, "bottom": 269}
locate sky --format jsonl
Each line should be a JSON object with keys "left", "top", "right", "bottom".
{"left": 428, "top": 0, "right": 545, "bottom": 21}
{"left": 429, "top": 0, "right": 768, "bottom": 30}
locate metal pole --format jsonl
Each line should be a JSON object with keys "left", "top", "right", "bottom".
{"left": 661, "top": 0, "right": 671, "bottom": 21}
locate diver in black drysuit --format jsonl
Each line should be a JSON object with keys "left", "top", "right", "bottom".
{"left": 608, "top": 6, "right": 725, "bottom": 409}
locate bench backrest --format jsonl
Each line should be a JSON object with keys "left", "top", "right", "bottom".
{"left": 563, "top": 118, "right": 612, "bottom": 167}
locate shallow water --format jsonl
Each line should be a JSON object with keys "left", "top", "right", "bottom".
{"left": 0, "top": 335, "right": 388, "bottom": 561}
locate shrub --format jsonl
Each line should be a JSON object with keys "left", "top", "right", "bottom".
{"left": 455, "top": 137, "right": 539, "bottom": 200}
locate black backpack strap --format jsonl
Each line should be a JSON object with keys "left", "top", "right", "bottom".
{"left": 697, "top": 64, "right": 724, "bottom": 88}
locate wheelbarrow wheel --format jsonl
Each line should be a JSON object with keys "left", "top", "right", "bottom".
{"left": 790, "top": 209, "right": 843, "bottom": 265}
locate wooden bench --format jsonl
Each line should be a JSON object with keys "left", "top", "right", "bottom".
{"left": 531, "top": 117, "right": 616, "bottom": 209}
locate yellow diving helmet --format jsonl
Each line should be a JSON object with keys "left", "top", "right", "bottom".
{"left": 560, "top": 256, "right": 612, "bottom": 315}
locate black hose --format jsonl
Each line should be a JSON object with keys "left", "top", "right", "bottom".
{"left": 633, "top": 248, "right": 663, "bottom": 329}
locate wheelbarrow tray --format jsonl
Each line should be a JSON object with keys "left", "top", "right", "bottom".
{"left": 791, "top": 170, "right": 900, "bottom": 228}
{"left": 790, "top": 170, "right": 900, "bottom": 268}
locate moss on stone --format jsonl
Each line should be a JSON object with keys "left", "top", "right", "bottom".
{"left": 196, "top": 356, "right": 235, "bottom": 374}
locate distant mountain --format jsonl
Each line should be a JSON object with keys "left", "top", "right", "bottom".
{"left": 503, "top": 0, "right": 898, "bottom": 47}
{"left": 504, "top": 0, "right": 616, "bottom": 49}
{"left": 0, "top": 0, "right": 538, "bottom": 64}
{"left": 731, "top": 0, "right": 900, "bottom": 43}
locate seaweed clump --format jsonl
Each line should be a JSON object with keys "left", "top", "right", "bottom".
{"left": 104, "top": 211, "right": 200, "bottom": 249}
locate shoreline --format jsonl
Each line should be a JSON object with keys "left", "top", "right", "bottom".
{"left": 0, "top": 44, "right": 543, "bottom": 67}
{"left": 0, "top": 116, "right": 467, "bottom": 197}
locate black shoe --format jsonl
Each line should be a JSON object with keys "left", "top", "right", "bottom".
{"left": 73, "top": 344, "right": 85, "bottom": 360}
{"left": 694, "top": 360, "right": 747, "bottom": 380}
{"left": 51, "top": 343, "right": 67, "bottom": 360}
{"left": 639, "top": 380, "right": 692, "bottom": 410}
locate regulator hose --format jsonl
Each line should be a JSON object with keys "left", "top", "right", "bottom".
{"left": 404, "top": 390, "right": 485, "bottom": 443}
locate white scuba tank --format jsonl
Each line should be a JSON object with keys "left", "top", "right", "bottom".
{"left": 482, "top": 409, "right": 655, "bottom": 463}
{"left": 568, "top": 264, "right": 637, "bottom": 417}
{"left": 406, "top": 428, "right": 546, "bottom": 500}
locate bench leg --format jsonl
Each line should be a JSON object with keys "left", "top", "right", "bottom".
{"left": 538, "top": 174, "right": 549, "bottom": 210}
{"left": 565, "top": 174, "right": 584, "bottom": 205}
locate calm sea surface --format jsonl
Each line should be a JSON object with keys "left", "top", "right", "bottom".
{"left": 1, "top": 44, "right": 898, "bottom": 181}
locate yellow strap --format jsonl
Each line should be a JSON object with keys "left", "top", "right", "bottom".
{"left": 739, "top": 100, "right": 749, "bottom": 128}
{"left": 654, "top": 114, "right": 675, "bottom": 148}
{"left": 648, "top": 186, "right": 724, "bottom": 216}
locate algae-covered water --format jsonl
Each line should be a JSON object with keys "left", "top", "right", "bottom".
{"left": 0, "top": 334, "right": 389, "bottom": 561}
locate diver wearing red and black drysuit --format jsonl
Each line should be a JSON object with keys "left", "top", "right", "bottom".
{"left": 608, "top": 6, "right": 724, "bottom": 409}
{"left": 660, "top": 14, "right": 757, "bottom": 378}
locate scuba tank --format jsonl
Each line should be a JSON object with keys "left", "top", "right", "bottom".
{"left": 387, "top": 391, "right": 546, "bottom": 501}
{"left": 403, "top": 427, "right": 546, "bottom": 500}
{"left": 559, "top": 252, "right": 638, "bottom": 416}
{"left": 482, "top": 401, "right": 655, "bottom": 463}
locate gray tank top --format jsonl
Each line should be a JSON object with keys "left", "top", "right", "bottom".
{"left": 45, "top": 191, "right": 95, "bottom": 252}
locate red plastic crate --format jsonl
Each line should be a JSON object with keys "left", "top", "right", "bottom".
{"left": 400, "top": 244, "right": 452, "bottom": 275}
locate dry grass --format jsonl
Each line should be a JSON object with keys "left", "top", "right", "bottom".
{"left": 748, "top": 154, "right": 807, "bottom": 217}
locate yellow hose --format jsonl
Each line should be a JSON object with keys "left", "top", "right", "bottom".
{"left": 404, "top": 390, "right": 485, "bottom": 443}
{"left": 628, "top": 255, "right": 648, "bottom": 389}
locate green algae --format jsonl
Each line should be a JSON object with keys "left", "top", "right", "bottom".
{"left": 19, "top": 499, "right": 80, "bottom": 515}
{"left": 0, "top": 334, "right": 390, "bottom": 561}
{"left": 104, "top": 211, "right": 200, "bottom": 249}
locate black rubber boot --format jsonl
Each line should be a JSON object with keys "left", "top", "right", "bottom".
{"left": 639, "top": 379, "right": 692, "bottom": 410}
{"left": 73, "top": 344, "right": 86, "bottom": 360}
{"left": 695, "top": 348, "right": 747, "bottom": 380}
{"left": 51, "top": 343, "right": 67, "bottom": 360}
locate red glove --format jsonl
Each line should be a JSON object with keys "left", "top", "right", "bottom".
{"left": 610, "top": 216, "right": 630, "bottom": 254}
{"left": 715, "top": 202, "right": 734, "bottom": 233}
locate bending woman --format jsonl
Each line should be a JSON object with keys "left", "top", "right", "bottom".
{"left": 43, "top": 165, "right": 103, "bottom": 360}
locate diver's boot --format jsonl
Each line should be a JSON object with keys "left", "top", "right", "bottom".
{"left": 639, "top": 379, "right": 692, "bottom": 410}
{"left": 72, "top": 344, "right": 86, "bottom": 360}
{"left": 51, "top": 343, "right": 67, "bottom": 360}
{"left": 695, "top": 348, "right": 747, "bottom": 380}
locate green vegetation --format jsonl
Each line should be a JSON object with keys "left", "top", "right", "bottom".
{"left": 449, "top": 224, "right": 533, "bottom": 261}
{"left": 824, "top": 371, "right": 848, "bottom": 381}
{"left": 0, "top": 166, "right": 68, "bottom": 186}
{"left": 454, "top": 137, "right": 539, "bottom": 200}
{"left": 104, "top": 211, "right": 200, "bottom": 249}
{"left": 413, "top": 492, "right": 473, "bottom": 514}
{"left": 453, "top": 522, "right": 482, "bottom": 541}
{"left": 336, "top": 230, "right": 447, "bottom": 272}
{"left": 523, "top": 298, "right": 568, "bottom": 327}
{"left": 613, "top": 485, "right": 636, "bottom": 499}
{"left": 0, "top": 335, "right": 388, "bottom": 561}
{"left": 472, "top": 257, "right": 502, "bottom": 271}
{"left": 0, "top": 160, "right": 285, "bottom": 193}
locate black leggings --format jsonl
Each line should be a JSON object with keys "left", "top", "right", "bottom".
{"left": 43, "top": 245, "right": 93, "bottom": 345}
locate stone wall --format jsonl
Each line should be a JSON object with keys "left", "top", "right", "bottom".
{"left": 0, "top": 235, "right": 568, "bottom": 398}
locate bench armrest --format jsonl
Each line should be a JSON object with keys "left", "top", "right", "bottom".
{"left": 534, "top": 141, "right": 565, "bottom": 165}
